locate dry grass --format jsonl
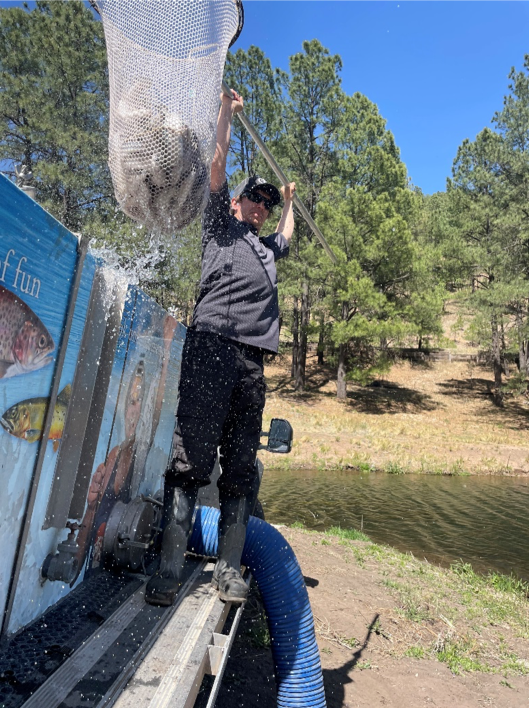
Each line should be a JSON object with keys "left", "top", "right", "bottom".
{"left": 261, "top": 353, "right": 529, "bottom": 476}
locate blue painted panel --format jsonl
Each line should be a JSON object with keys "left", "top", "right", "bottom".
{"left": 0, "top": 174, "right": 185, "bottom": 635}
{"left": 0, "top": 174, "right": 79, "bottom": 629}
{"left": 6, "top": 256, "right": 98, "bottom": 633}
{"left": 77, "top": 287, "right": 185, "bottom": 578}
{"left": 67, "top": 284, "right": 136, "bottom": 581}
{"left": 141, "top": 319, "right": 186, "bottom": 497}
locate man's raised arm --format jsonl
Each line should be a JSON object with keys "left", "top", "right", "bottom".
{"left": 210, "top": 88, "right": 244, "bottom": 193}
{"left": 276, "top": 182, "right": 296, "bottom": 244}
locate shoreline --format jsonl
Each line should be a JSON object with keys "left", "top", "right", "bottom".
{"left": 205, "top": 525, "right": 529, "bottom": 708}
{"left": 260, "top": 461, "right": 529, "bottom": 477}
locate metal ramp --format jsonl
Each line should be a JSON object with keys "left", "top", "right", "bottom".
{"left": 111, "top": 562, "right": 244, "bottom": 708}
{"left": 12, "top": 561, "right": 246, "bottom": 708}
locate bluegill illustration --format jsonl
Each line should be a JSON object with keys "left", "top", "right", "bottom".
{"left": 0, "top": 384, "right": 71, "bottom": 452}
{"left": 0, "top": 284, "right": 55, "bottom": 378}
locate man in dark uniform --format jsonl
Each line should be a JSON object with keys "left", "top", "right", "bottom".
{"left": 146, "top": 88, "right": 295, "bottom": 606}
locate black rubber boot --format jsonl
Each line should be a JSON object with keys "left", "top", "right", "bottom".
{"left": 212, "top": 479, "right": 258, "bottom": 604}
{"left": 145, "top": 483, "right": 198, "bottom": 606}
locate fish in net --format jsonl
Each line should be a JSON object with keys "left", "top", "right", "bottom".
{"left": 96, "top": 0, "right": 242, "bottom": 233}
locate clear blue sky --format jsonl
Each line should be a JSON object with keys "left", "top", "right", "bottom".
{"left": 1, "top": 1, "right": 528, "bottom": 194}
{"left": 234, "top": 1, "right": 529, "bottom": 194}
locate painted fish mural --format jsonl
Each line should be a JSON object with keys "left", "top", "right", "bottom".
{"left": 0, "top": 284, "right": 55, "bottom": 379}
{"left": 0, "top": 384, "right": 71, "bottom": 452}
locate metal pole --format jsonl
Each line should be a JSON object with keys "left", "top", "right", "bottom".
{"left": 221, "top": 81, "right": 338, "bottom": 265}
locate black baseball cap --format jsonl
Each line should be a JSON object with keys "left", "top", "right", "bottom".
{"left": 232, "top": 175, "right": 281, "bottom": 207}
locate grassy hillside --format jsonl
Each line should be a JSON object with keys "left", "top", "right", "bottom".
{"left": 261, "top": 307, "right": 529, "bottom": 476}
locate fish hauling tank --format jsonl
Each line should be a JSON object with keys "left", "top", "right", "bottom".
{"left": 0, "top": 173, "right": 188, "bottom": 700}
{"left": 0, "top": 172, "right": 189, "bottom": 633}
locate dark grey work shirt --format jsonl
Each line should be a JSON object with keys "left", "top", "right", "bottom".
{"left": 192, "top": 182, "right": 289, "bottom": 353}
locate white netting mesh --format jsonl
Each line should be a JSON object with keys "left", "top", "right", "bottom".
{"left": 97, "top": 0, "right": 239, "bottom": 233}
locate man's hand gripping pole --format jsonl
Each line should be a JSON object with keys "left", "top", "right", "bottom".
{"left": 221, "top": 81, "right": 338, "bottom": 265}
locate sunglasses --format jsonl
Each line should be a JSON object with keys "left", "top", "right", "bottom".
{"left": 244, "top": 191, "right": 274, "bottom": 211}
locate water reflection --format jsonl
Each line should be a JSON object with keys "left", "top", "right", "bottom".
{"left": 259, "top": 469, "right": 529, "bottom": 581}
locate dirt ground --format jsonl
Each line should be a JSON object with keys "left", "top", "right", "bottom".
{"left": 211, "top": 528, "right": 529, "bottom": 708}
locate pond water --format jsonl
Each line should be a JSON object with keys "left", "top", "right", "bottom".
{"left": 259, "top": 469, "right": 529, "bottom": 581}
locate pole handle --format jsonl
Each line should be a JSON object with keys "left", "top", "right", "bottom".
{"left": 221, "top": 81, "right": 338, "bottom": 264}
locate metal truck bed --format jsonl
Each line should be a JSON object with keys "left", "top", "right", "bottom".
{"left": 0, "top": 559, "right": 245, "bottom": 708}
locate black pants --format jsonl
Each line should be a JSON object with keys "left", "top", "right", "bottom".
{"left": 167, "top": 329, "right": 266, "bottom": 496}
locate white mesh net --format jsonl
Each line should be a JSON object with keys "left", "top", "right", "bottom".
{"left": 97, "top": 0, "right": 240, "bottom": 233}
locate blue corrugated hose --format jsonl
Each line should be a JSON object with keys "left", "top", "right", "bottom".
{"left": 188, "top": 506, "right": 327, "bottom": 708}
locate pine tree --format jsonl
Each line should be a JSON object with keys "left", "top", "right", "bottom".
{"left": 0, "top": 1, "right": 111, "bottom": 231}
{"left": 224, "top": 45, "right": 282, "bottom": 183}
{"left": 492, "top": 55, "right": 529, "bottom": 375}
{"left": 317, "top": 92, "right": 416, "bottom": 399}
{"left": 277, "top": 40, "right": 343, "bottom": 390}
{"left": 449, "top": 128, "right": 525, "bottom": 405}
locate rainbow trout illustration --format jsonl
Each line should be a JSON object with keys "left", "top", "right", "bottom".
{"left": 0, "top": 384, "right": 71, "bottom": 452}
{"left": 0, "top": 284, "right": 55, "bottom": 379}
